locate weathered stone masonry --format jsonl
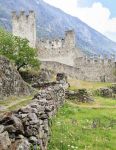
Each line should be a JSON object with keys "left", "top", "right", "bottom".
{"left": 0, "top": 83, "right": 66, "bottom": 150}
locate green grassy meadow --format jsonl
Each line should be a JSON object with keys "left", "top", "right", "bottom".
{"left": 48, "top": 99, "right": 116, "bottom": 150}
{"left": 48, "top": 80, "right": 116, "bottom": 150}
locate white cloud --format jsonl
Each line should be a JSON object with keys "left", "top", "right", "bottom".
{"left": 44, "top": 0, "right": 116, "bottom": 42}
{"left": 76, "top": 3, "right": 116, "bottom": 40}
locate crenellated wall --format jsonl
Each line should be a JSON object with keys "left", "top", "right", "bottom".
{"left": 74, "top": 56, "right": 115, "bottom": 67}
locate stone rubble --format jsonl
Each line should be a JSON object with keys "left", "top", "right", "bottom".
{"left": 65, "top": 89, "right": 94, "bottom": 103}
{"left": 96, "top": 84, "right": 116, "bottom": 98}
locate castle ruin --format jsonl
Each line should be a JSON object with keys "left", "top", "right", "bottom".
{"left": 12, "top": 11, "right": 116, "bottom": 82}
{"left": 36, "top": 30, "right": 82, "bottom": 65}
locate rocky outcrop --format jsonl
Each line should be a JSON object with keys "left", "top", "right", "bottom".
{"left": 0, "top": 56, "right": 32, "bottom": 99}
{"left": 0, "top": 83, "right": 66, "bottom": 150}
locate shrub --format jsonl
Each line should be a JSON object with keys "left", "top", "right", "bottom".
{"left": 0, "top": 28, "right": 40, "bottom": 71}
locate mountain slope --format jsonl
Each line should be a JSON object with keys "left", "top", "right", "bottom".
{"left": 0, "top": 0, "right": 116, "bottom": 56}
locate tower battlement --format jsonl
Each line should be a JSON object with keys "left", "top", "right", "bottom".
{"left": 12, "top": 10, "right": 36, "bottom": 48}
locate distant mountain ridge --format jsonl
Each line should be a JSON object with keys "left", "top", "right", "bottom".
{"left": 0, "top": 0, "right": 116, "bottom": 56}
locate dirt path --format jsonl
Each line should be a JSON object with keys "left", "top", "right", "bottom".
{"left": 0, "top": 97, "right": 32, "bottom": 112}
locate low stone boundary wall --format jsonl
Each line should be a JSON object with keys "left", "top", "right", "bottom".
{"left": 0, "top": 84, "right": 65, "bottom": 150}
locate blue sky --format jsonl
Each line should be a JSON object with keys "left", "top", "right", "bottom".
{"left": 44, "top": 0, "right": 116, "bottom": 42}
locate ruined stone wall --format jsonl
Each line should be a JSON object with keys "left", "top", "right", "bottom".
{"left": 37, "top": 30, "right": 84, "bottom": 66}
{"left": 0, "top": 56, "right": 32, "bottom": 100}
{"left": 0, "top": 83, "right": 66, "bottom": 150}
{"left": 37, "top": 30, "right": 79, "bottom": 61}
{"left": 41, "top": 61, "right": 116, "bottom": 82}
{"left": 12, "top": 11, "right": 36, "bottom": 48}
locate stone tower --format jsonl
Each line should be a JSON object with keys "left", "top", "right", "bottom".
{"left": 64, "top": 30, "right": 76, "bottom": 48}
{"left": 12, "top": 10, "right": 36, "bottom": 48}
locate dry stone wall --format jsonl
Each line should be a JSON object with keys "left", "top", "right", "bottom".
{"left": 0, "top": 56, "right": 32, "bottom": 100}
{"left": 0, "top": 82, "right": 66, "bottom": 150}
